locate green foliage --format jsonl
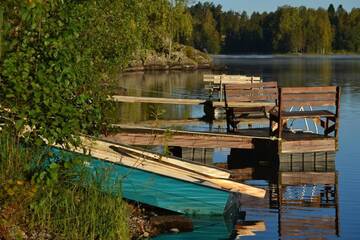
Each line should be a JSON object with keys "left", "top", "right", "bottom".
{"left": 190, "top": 4, "right": 221, "bottom": 53}
{"left": 28, "top": 155, "right": 130, "bottom": 239}
{"left": 0, "top": 0, "right": 144, "bottom": 147}
{"left": 0, "top": 131, "right": 130, "bottom": 239}
{"left": 272, "top": 6, "right": 304, "bottom": 53}
{"left": 189, "top": 2, "right": 360, "bottom": 54}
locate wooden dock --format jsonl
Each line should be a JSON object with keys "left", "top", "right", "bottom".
{"left": 108, "top": 76, "right": 340, "bottom": 156}
{"left": 105, "top": 125, "right": 337, "bottom": 154}
{"left": 105, "top": 125, "right": 268, "bottom": 149}
{"left": 109, "top": 95, "right": 275, "bottom": 108}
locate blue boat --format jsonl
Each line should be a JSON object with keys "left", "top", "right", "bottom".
{"left": 51, "top": 138, "right": 265, "bottom": 215}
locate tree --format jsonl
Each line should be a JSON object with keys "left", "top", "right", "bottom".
{"left": 0, "top": 0, "right": 144, "bottom": 146}
{"left": 272, "top": 6, "right": 304, "bottom": 53}
{"left": 347, "top": 9, "right": 360, "bottom": 52}
{"left": 190, "top": 3, "right": 221, "bottom": 53}
{"left": 334, "top": 5, "right": 350, "bottom": 50}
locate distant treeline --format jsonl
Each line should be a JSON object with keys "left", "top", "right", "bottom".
{"left": 185, "top": 2, "right": 360, "bottom": 54}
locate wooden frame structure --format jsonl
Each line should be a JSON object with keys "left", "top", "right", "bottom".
{"left": 269, "top": 86, "right": 340, "bottom": 141}
{"left": 204, "top": 74, "right": 262, "bottom": 102}
{"left": 223, "top": 82, "right": 278, "bottom": 131}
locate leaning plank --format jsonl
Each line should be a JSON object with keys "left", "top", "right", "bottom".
{"left": 109, "top": 148, "right": 265, "bottom": 198}
{"left": 86, "top": 137, "right": 231, "bottom": 179}
{"left": 236, "top": 221, "right": 266, "bottom": 232}
{"left": 200, "top": 178, "right": 265, "bottom": 198}
{"left": 76, "top": 137, "right": 266, "bottom": 198}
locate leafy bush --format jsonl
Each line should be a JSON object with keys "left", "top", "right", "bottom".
{"left": 0, "top": 0, "right": 144, "bottom": 146}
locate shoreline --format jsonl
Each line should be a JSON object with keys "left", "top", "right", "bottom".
{"left": 212, "top": 53, "right": 360, "bottom": 58}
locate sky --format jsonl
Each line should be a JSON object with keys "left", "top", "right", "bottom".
{"left": 196, "top": 0, "right": 360, "bottom": 13}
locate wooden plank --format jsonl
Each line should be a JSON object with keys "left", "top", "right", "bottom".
{"left": 79, "top": 138, "right": 266, "bottom": 198}
{"left": 215, "top": 101, "right": 275, "bottom": 108}
{"left": 203, "top": 74, "right": 261, "bottom": 83}
{"left": 281, "top": 110, "right": 335, "bottom": 118}
{"left": 57, "top": 148, "right": 232, "bottom": 215}
{"left": 282, "top": 93, "right": 336, "bottom": 101}
{"left": 280, "top": 172, "right": 336, "bottom": 185}
{"left": 224, "top": 82, "right": 277, "bottom": 89}
{"left": 225, "top": 90, "right": 278, "bottom": 96}
{"left": 102, "top": 142, "right": 231, "bottom": 179}
{"left": 227, "top": 95, "right": 277, "bottom": 102}
{"left": 103, "top": 132, "right": 255, "bottom": 149}
{"left": 109, "top": 95, "right": 275, "bottom": 108}
{"left": 280, "top": 138, "right": 336, "bottom": 153}
{"left": 109, "top": 96, "right": 205, "bottom": 105}
{"left": 281, "top": 100, "right": 336, "bottom": 108}
{"left": 281, "top": 86, "right": 337, "bottom": 94}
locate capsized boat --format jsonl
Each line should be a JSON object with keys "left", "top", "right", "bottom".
{"left": 52, "top": 137, "right": 265, "bottom": 215}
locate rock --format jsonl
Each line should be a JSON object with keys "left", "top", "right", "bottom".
{"left": 125, "top": 44, "right": 211, "bottom": 72}
{"left": 143, "top": 50, "right": 169, "bottom": 70}
{"left": 170, "top": 228, "right": 180, "bottom": 233}
{"left": 150, "top": 215, "right": 193, "bottom": 235}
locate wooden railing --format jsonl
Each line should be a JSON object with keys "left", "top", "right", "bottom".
{"left": 223, "top": 81, "right": 278, "bottom": 131}
{"left": 270, "top": 86, "right": 340, "bottom": 140}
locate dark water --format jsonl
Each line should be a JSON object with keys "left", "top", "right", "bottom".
{"left": 115, "top": 55, "right": 360, "bottom": 239}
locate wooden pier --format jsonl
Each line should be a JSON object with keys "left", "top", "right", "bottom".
{"left": 105, "top": 125, "right": 337, "bottom": 155}
{"left": 109, "top": 95, "right": 275, "bottom": 108}
{"left": 105, "top": 125, "right": 268, "bottom": 149}
{"left": 108, "top": 75, "right": 340, "bottom": 156}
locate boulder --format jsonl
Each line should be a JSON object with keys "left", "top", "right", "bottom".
{"left": 149, "top": 215, "right": 193, "bottom": 236}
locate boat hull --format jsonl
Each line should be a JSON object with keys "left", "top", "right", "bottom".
{"left": 51, "top": 148, "right": 231, "bottom": 215}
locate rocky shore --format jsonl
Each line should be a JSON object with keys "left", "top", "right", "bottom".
{"left": 125, "top": 44, "right": 212, "bottom": 72}
{"left": 128, "top": 202, "right": 193, "bottom": 239}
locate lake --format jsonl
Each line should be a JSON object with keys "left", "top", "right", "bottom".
{"left": 114, "top": 55, "right": 360, "bottom": 239}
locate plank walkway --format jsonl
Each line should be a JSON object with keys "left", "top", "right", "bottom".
{"left": 104, "top": 125, "right": 273, "bottom": 149}
{"left": 109, "top": 95, "right": 275, "bottom": 108}
{"left": 105, "top": 125, "right": 337, "bottom": 154}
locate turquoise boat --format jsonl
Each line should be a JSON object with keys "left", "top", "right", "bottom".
{"left": 51, "top": 137, "right": 265, "bottom": 215}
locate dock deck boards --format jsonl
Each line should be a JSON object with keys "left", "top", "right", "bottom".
{"left": 110, "top": 95, "right": 275, "bottom": 108}
{"left": 104, "top": 126, "right": 337, "bottom": 154}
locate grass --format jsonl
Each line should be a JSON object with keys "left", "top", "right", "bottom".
{"left": 0, "top": 130, "right": 130, "bottom": 240}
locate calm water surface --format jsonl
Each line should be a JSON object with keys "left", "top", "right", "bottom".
{"left": 115, "top": 55, "right": 360, "bottom": 239}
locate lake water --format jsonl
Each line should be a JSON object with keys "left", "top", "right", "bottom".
{"left": 115, "top": 55, "right": 360, "bottom": 239}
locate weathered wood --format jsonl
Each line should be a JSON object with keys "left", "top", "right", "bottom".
{"left": 281, "top": 100, "right": 337, "bottom": 108}
{"left": 221, "top": 101, "right": 275, "bottom": 107}
{"left": 281, "top": 86, "right": 337, "bottom": 94}
{"left": 203, "top": 74, "right": 261, "bottom": 84}
{"left": 280, "top": 172, "right": 336, "bottom": 185}
{"left": 80, "top": 137, "right": 266, "bottom": 198}
{"left": 106, "top": 143, "right": 231, "bottom": 179}
{"left": 280, "top": 110, "right": 335, "bottom": 118}
{"left": 282, "top": 93, "right": 337, "bottom": 101}
{"left": 109, "top": 95, "right": 275, "bottom": 108}
{"left": 225, "top": 94, "right": 278, "bottom": 102}
{"left": 224, "top": 82, "right": 278, "bottom": 89}
{"left": 104, "top": 131, "right": 255, "bottom": 149}
{"left": 271, "top": 86, "right": 340, "bottom": 150}
{"left": 110, "top": 95, "right": 204, "bottom": 105}
{"left": 224, "top": 81, "right": 278, "bottom": 131}
{"left": 280, "top": 138, "right": 336, "bottom": 153}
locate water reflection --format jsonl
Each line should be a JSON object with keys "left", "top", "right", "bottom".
{"left": 227, "top": 150, "right": 339, "bottom": 239}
